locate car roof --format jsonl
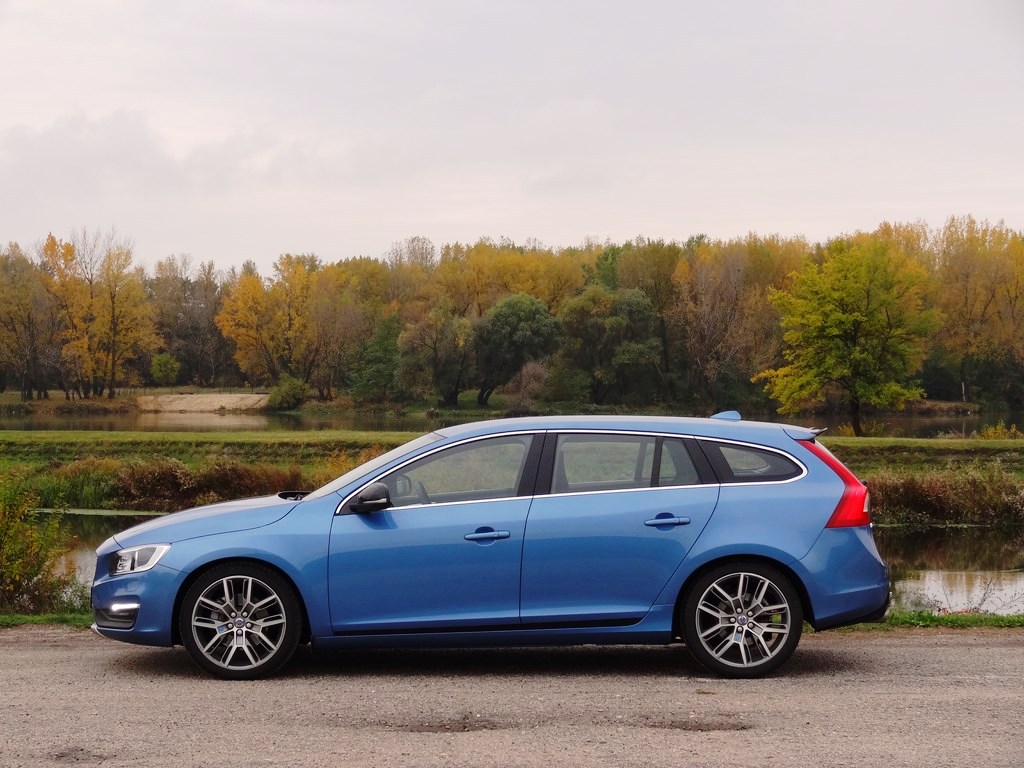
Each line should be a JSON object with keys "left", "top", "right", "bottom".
{"left": 433, "top": 415, "right": 816, "bottom": 446}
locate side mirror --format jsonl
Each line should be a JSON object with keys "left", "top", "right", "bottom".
{"left": 349, "top": 482, "right": 392, "bottom": 514}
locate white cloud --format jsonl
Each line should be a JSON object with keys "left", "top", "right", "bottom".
{"left": 0, "top": 0, "right": 1020, "bottom": 272}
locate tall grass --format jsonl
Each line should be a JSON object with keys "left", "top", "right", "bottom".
{"left": 867, "top": 461, "right": 1024, "bottom": 527}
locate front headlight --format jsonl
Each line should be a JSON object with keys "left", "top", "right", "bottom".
{"left": 110, "top": 544, "right": 171, "bottom": 576}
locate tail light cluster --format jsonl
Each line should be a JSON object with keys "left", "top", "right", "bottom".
{"left": 798, "top": 439, "right": 871, "bottom": 528}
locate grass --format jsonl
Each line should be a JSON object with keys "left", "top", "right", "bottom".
{"left": 0, "top": 613, "right": 93, "bottom": 629}
{"left": 844, "top": 611, "right": 1024, "bottom": 630}
{"left": 822, "top": 436, "right": 1024, "bottom": 476}
{"left": 0, "top": 429, "right": 417, "bottom": 467}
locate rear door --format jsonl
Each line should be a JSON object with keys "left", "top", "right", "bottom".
{"left": 520, "top": 432, "right": 719, "bottom": 624}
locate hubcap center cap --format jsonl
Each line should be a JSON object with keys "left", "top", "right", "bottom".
{"left": 234, "top": 618, "right": 245, "bottom": 628}
{"left": 737, "top": 615, "right": 749, "bottom": 626}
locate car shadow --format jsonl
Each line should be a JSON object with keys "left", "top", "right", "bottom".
{"left": 107, "top": 642, "right": 867, "bottom": 680}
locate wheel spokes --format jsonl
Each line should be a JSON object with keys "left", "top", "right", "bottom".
{"left": 694, "top": 572, "right": 792, "bottom": 669}
{"left": 191, "top": 575, "right": 287, "bottom": 671}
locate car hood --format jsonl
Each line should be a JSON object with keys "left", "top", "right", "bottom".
{"left": 112, "top": 494, "right": 299, "bottom": 548}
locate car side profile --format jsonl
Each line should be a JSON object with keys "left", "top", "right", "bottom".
{"left": 91, "top": 414, "right": 890, "bottom": 679}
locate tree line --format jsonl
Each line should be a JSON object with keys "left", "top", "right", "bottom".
{"left": 1, "top": 217, "right": 1022, "bottom": 433}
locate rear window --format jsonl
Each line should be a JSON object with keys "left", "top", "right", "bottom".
{"left": 700, "top": 441, "right": 803, "bottom": 483}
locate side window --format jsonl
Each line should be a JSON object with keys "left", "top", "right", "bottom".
{"left": 553, "top": 434, "right": 655, "bottom": 493}
{"left": 657, "top": 438, "right": 700, "bottom": 486}
{"left": 383, "top": 435, "right": 534, "bottom": 508}
{"left": 702, "top": 441, "right": 802, "bottom": 483}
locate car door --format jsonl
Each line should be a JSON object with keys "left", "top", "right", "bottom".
{"left": 520, "top": 432, "right": 719, "bottom": 624}
{"left": 329, "top": 433, "right": 539, "bottom": 633}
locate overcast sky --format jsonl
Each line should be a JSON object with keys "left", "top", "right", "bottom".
{"left": 1, "top": 0, "right": 1021, "bottom": 273}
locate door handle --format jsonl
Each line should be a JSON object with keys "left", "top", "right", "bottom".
{"left": 464, "top": 530, "right": 511, "bottom": 541}
{"left": 644, "top": 516, "right": 691, "bottom": 527}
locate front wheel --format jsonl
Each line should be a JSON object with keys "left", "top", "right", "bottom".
{"left": 179, "top": 562, "right": 302, "bottom": 680}
{"left": 681, "top": 562, "right": 802, "bottom": 678}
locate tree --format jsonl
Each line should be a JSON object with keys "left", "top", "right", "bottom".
{"left": 473, "top": 293, "right": 560, "bottom": 406}
{"left": 669, "top": 238, "right": 795, "bottom": 408}
{"left": 95, "top": 243, "right": 158, "bottom": 398}
{"left": 150, "top": 353, "right": 182, "bottom": 387}
{"left": 351, "top": 314, "right": 403, "bottom": 403}
{"left": 755, "top": 236, "right": 937, "bottom": 436}
{"left": 556, "top": 285, "right": 661, "bottom": 404}
{"left": 0, "top": 244, "right": 60, "bottom": 400}
{"left": 399, "top": 307, "right": 474, "bottom": 407}
{"left": 216, "top": 268, "right": 278, "bottom": 384}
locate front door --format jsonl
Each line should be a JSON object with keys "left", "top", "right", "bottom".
{"left": 329, "top": 434, "right": 537, "bottom": 633}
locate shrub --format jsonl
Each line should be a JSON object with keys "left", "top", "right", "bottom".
{"left": 115, "top": 458, "right": 196, "bottom": 512}
{"left": 34, "top": 458, "right": 120, "bottom": 510}
{"left": 267, "top": 375, "right": 310, "bottom": 411}
{"left": 0, "top": 477, "right": 86, "bottom": 613}
{"left": 867, "top": 461, "right": 1024, "bottom": 527}
{"left": 192, "top": 461, "right": 309, "bottom": 505}
{"left": 976, "top": 420, "right": 1024, "bottom": 440}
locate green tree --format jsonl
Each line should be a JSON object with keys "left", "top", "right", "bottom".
{"left": 756, "top": 236, "right": 937, "bottom": 436}
{"left": 473, "top": 293, "right": 560, "bottom": 406}
{"left": 556, "top": 285, "right": 661, "bottom": 404}
{"left": 150, "top": 353, "right": 182, "bottom": 387}
{"left": 351, "top": 314, "right": 403, "bottom": 403}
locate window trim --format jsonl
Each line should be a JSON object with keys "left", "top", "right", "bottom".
{"left": 696, "top": 437, "right": 807, "bottom": 485}
{"left": 539, "top": 430, "right": 713, "bottom": 497}
{"left": 335, "top": 431, "right": 541, "bottom": 515}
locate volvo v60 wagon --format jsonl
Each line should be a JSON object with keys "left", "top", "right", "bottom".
{"left": 91, "top": 414, "right": 889, "bottom": 679}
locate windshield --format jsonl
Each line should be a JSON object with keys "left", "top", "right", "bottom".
{"left": 304, "top": 432, "right": 443, "bottom": 500}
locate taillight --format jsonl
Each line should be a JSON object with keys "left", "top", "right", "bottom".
{"left": 798, "top": 439, "right": 871, "bottom": 528}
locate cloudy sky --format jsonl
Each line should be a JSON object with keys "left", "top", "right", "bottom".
{"left": 1, "top": 0, "right": 1021, "bottom": 273}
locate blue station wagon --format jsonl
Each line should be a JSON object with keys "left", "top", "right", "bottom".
{"left": 91, "top": 414, "right": 890, "bottom": 679}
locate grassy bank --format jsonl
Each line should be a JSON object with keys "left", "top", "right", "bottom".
{"left": 0, "top": 429, "right": 415, "bottom": 467}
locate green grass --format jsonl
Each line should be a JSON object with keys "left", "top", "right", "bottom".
{"left": 0, "top": 613, "right": 93, "bottom": 629}
{"left": 0, "top": 429, "right": 417, "bottom": 467}
{"left": 843, "top": 610, "right": 1024, "bottom": 630}
{"left": 822, "top": 436, "right": 1024, "bottom": 476}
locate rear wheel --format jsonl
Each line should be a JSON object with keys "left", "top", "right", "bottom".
{"left": 179, "top": 562, "right": 301, "bottom": 680}
{"left": 681, "top": 562, "right": 802, "bottom": 678}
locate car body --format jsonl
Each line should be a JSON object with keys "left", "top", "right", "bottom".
{"left": 91, "top": 414, "right": 890, "bottom": 679}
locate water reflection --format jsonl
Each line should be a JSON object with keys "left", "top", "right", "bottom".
{"left": 0, "top": 410, "right": 436, "bottom": 433}
{"left": 3, "top": 409, "right": 1020, "bottom": 437}
{"left": 62, "top": 514, "right": 1024, "bottom": 616}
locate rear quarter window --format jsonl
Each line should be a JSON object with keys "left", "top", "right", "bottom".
{"left": 700, "top": 441, "right": 803, "bottom": 483}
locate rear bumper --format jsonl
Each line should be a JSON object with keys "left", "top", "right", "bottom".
{"left": 813, "top": 588, "right": 891, "bottom": 631}
{"left": 796, "top": 526, "right": 891, "bottom": 630}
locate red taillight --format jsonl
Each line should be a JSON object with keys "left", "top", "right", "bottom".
{"left": 799, "top": 439, "right": 871, "bottom": 528}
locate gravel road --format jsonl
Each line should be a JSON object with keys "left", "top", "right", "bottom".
{"left": 1, "top": 626, "right": 1021, "bottom": 768}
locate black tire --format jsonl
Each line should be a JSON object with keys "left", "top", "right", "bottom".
{"left": 681, "top": 561, "right": 803, "bottom": 679}
{"left": 178, "top": 562, "right": 302, "bottom": 680}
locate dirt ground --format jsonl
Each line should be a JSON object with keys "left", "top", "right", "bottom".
{"left": 0, "top": 626, "right": 1021, "bottom": 768}
{"left": 135, "top": 393, "right": 270, "bottom": 413}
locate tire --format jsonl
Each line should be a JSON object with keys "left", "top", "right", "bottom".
{"left": 681, "top": 561, "right": 803, "bottom": 679}
{"left": 178, "top": 562, "right": 302, "bottom": 680}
